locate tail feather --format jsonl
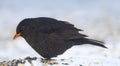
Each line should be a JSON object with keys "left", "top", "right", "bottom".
{"left": 71, "top": 38, "right": 107, "bottom": 48}
{"left": 86, "top": 39, "right": 108, "bottom": 48}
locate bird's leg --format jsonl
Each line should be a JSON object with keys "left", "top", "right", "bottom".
{"left": 41, "top": 59, "right": 58, "bottom": 65}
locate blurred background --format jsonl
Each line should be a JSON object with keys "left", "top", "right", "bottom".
{"left": 0, "top": 0, "right": 120, "bottom": 61}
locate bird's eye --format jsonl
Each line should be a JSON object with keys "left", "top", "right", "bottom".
{"left": 20, "top": 26, "right": 25, "bottom": 31}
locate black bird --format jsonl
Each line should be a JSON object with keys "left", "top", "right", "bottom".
{"left": 14, "top": 17, "right": 107, "bottom": 59}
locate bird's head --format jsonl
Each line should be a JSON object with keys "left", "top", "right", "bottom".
{"left": 13, "top": 19, "right": 31, "bottom": 40}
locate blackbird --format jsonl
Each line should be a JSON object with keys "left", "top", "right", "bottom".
{"left": 14, "top": 17, "right": 107, "bottom": 59}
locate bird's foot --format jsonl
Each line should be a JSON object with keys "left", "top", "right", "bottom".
{"left": 41, "top": 59, "right": 58, "bottom": 65}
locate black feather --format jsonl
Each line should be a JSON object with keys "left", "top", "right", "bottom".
{"left": 15, "top": 17, "right": 107, "bottom": 59}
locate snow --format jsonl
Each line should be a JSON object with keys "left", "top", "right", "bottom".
{"left": 0, "top": 0, "right": 120, "bottom": 66}
{"left": 0, "top": 57, "right": 120, "bottom": 66}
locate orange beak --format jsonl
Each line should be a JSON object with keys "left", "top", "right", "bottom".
{"left": 13, "top": 32, "right": 21, "bottom": 40}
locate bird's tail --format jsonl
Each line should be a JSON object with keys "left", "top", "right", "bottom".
{"left": 71, "top": 38, "right": 107, "bottom": 48}
{"left": 85, "top": 38, "right": 107, "bottom": 48}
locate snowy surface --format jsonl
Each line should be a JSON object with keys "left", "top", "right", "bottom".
{"left": 0, "top": 0, "right": 120, "bottom": 66}
{"left": 0, "top": 57, "right": 120, "bottom": 66}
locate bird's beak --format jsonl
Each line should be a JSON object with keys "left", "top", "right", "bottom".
{"left": 13, "top": 32, "right": 21, "bottom": 40}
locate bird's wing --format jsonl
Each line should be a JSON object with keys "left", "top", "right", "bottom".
{"left": 49, "top": 21, "right": 88, "bottom": 40}
{"left": 50, "top": 30, "right": 88, "bottom": 40}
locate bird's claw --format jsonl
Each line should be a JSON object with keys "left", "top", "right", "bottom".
{"left": 41, "top": 59, "right": 58, "bottom": 65}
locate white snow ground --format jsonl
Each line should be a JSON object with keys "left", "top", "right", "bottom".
{"left": 0, "top": 56, "right": 120, "bottom": 66}
{"left": 0, "top": 0, "right": 120, "bottom": 66}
